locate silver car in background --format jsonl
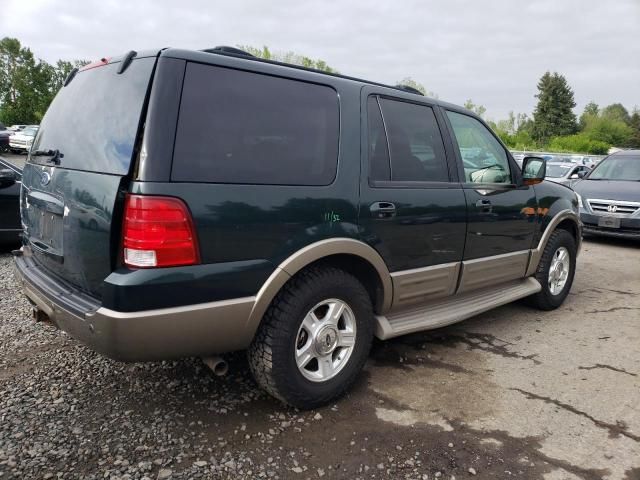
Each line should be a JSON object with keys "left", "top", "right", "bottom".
{"left": 545, "top": 162, "right": 590, "bottom": 186}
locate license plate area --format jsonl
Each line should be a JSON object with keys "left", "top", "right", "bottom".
{"left": 25, "top": 190, "right": 65, "bottom": 256}
{"left": 597, "top": 216, "right": 621, "bottom": 229}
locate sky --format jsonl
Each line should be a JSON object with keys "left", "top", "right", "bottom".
{"left": 2, "top": 0, "right": 639, "bottom": 120}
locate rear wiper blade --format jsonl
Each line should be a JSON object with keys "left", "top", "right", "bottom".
{"left": 32, "top": 149, "right": 63, "bottom": 165}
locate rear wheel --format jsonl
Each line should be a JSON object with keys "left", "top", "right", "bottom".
{"left": 248, "top": 266, "right": 374, "bottom": 409}
{"left": 528, "top": 229, "right": 577, "bottom": 310}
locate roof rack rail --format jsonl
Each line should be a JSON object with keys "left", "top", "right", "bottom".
{"left": 395, "top": 84, "right": 424, "bottom": 96}
{"left": 198, "top": 46, "right": 428, "bottom": 99}
{"left": 202, "top": 46, "right": 254, "bottom": 57}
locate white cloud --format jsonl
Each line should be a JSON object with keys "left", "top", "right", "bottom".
{"left": 2, "top": 0, "right": 639, "bottom": 119}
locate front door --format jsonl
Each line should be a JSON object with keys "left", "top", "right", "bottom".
{"left": 359, "top": 91, "right": 467, "bottom": 309}
{"left": 443, "top": 109, "right": 538, "bottom": 292}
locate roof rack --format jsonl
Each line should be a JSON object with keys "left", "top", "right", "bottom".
{"left": 201, "top": 46, "right": 254, "bottom": 57}
{"left": 200, "top": 46, "right": 430, "bottom": 99}
{"left": 394, "top": 85, "right": 424, "bottom": 96}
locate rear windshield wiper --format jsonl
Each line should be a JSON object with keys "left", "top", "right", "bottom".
{"left": 32, "top": 149, "right": 63, "bottom": 165}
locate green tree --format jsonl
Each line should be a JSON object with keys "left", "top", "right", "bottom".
{"left": 531, "top": 72, "right": 577, "bottom": 143}
{"left": 0, "top": 37, "right": 88, "bottom": 124}
{"left": 628, "top": 107, "right": 640, "bottom": 148}
{"left": 579, "top": 101, "right": 599, "bottom": 129}
{"left": 548, "top": 134, "right": 609, "bottom": 155}
{"left": 238, "top": 45, "right": 337, "bottom": 73}
{"left": 463, "top": 99, "right": 486, "bottom": 118}
{"left": 601, "top": 103, "right": 631, "bottom": 125}
{"left": 582, "top": 115, "right": 633, "bottom": 146}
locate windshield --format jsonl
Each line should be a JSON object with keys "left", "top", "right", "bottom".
{"left": 22, "top": 127, "right": 38, "bottom": 136}
{"left": 588, "top": 156, "right": 640, "bottom": 181}
{"left": 546, "top": 165, "right": 571, "bottom": 178}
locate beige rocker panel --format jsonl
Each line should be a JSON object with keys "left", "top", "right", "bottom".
{"left": 245, "top": 238, "right": 394, "bottom": 333}
{"left": 389, "top": 262, "right": 461, "bottom": 311}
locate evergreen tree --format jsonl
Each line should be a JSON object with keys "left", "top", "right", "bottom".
{"left": 628, "top": 108, "right": 640, "bottom": 148}
{"left": 532, "top": 72, "right": 577, "bottom": 142}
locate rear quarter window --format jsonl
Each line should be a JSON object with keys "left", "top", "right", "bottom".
{"left": 171, "top": 63, "right": 339, "bottom": 185}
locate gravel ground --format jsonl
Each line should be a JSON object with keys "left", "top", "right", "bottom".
{"left": 0, "top": 238, "right": 639, "bottom": 480}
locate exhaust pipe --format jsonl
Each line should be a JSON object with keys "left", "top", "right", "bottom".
{"left": 202, "top": 356, "right": 229, "bottom": 376}
{"left": 32, "top": 307, "right": 51, "bottom": 323}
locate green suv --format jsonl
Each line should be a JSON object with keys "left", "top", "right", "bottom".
{"left": 13, "top": 47, "right": 581, "bottom": 409}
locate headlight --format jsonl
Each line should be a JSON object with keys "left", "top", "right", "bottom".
{"left": 575, "top": 192, "right": 583, "bottom": 208}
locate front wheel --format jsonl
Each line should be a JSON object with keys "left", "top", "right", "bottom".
{"left": 248, "top": 266, "right": 374, "bottom": 409}
{"left": 527, "top": 229, "right": 577, "bottom": 310}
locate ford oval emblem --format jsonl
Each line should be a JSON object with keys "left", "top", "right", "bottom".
{"left": 40, "top": 171, "right": 51, "bottom": 186}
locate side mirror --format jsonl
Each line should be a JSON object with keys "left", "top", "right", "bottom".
{"left": 570, "top": 174, "right": 580, "bottom": 179}
{"left": 577, "top": 171, "right": 586, "bottom": 178}
{"left": 0, "top": 168, "right": 17, "bottom": 188}
{"left": 522, "top": 156, "right": 546, "bottom": 185}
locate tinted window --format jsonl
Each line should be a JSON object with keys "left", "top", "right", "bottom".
{"left": 30, "top": 58, "right": 155, "bottom": 175}
{"left": 446, "top": 111, "right": 511, "bottom": 184}
{"left": 373, "top": 98, "right": 449, "bottom": 182}
{"left": 367, "top": 96, "right": 390, "bottom": 181}
{"left": 172, "top": 63, "right": 339, "bottom": 185}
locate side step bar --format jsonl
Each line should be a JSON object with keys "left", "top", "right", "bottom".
{"left": 375, "top": 277, "right": 541, "bottom": 340}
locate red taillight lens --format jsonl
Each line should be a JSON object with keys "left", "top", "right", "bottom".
{"left": 122, "top": 194, "right": 200, "bottom": 268}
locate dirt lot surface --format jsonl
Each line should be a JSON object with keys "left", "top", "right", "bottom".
{"left": 0, "top": 238, "right": 638, "bottom": 480}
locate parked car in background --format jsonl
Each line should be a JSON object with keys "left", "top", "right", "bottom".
{"left": 8, "top": 124, "right": 28, "bottom": 132}
{"left": 0, "top": 157, "right": 22, "bottom": 245}
{"left": 0, "top": 124, "right": 12, "bottom": 152}
{"left": 545, "top": 163, "right": 590, "bottom": 186}
{"left": 9, "top": 125, "right": 39, "bottom": 153}
{"left": 13, "top": 46, "right": 581, "bottom": 409}
{"left": 574, "top": 150, "right": 640, "bottom": 239}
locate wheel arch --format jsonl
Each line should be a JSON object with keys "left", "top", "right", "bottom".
{"left": 245, "top": 238, "right": 393, "bottom": 335}
{"left": 526, "top": 209, "right": 581, "bottom": 276}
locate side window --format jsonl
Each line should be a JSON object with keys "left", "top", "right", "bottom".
{"left": 446, "top": 111, "right": 512, "bottom": 184}
{"left": 367, "top": 96, "right": 391, "bottom": 181}
{"left": 368, "top": 96, "right": 449, "bottom": 183}
{"left": 172, "top": 63, "right": 339, "bottom": 185}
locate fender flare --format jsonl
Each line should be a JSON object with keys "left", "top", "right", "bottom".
{"left": 526, "top": 209, "right": 581, "bottom": 276}
{"left": 245, "top": 238, "right": 393, "bottom": 332}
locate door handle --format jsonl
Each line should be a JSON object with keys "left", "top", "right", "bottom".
{"left": 370, "top": 201, "right": 396, "bottom": 218}
{"left": 475, "top": 199, "right": 493, "bottom": 213}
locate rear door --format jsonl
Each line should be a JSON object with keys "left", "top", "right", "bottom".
{"left": 359, "top": 90, "right": 467, "bottom": 309}
{"left": 20, "top": 55, "right": 156, "bottom": 297}
{"left": 442, "top": 109, "right": 538, "bottom": 292}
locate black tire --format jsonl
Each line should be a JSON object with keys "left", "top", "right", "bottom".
{"left": 248, "top": 266, "right": 374, "bottom": 409}
{"left": 527, "top": 229, "right": 577, "bottom": 310}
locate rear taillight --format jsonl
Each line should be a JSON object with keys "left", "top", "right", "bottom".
{"left": 122, "top": 194, "right": 200, "bottom": 268}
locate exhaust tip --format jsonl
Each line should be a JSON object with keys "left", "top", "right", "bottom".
{"left": 202, "top": 356, "right": 229, "bottom": 376}
{"left": 32, "top": 307, "right": 50, "bottom": 323}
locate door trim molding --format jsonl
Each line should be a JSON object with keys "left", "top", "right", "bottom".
{"left": 390, "top": 262, "right": 460, "bottom": 311}
{"left": 458, "top": 250, "right": 530, "bottom": 294}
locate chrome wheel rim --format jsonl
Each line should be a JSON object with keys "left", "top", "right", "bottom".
{"left": 295, "top": 298, "right": 357, "bottom": 382}
{"left": 548, "top": 247, "right": 570, "bottom": 295}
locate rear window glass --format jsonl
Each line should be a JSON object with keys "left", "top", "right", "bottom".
{"left": 171, "top": 63, "right": 339, "bottom": 185}
{"left": 29, "top": 57, "right": 155, "bottom": 175}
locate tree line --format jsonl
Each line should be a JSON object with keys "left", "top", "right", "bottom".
{"left": 1, "top": 38, "right": 638, "bottom": 154}
{"left": 0, "top": 38, "right": 88, "bottom": 125}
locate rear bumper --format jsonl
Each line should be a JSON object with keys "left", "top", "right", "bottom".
{"left": 13, "top": 252, "right": 257, "bottom": 361}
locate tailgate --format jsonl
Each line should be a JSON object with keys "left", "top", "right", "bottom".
{"left": 20, "top": 55, "right": 157, "bottom": 297}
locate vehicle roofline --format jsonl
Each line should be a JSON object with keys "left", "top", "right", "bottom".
{"left": 157, "top": 47, "right": 478, "bottom": 117}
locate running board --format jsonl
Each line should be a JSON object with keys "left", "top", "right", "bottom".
{"left": 375, "top": 277, "right": 541, "bottom": 340}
